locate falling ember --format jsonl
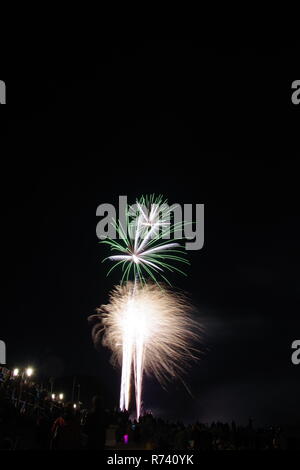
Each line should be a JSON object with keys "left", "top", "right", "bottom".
{"left": 90, "top": 282, "right": 201, "bottom": 421}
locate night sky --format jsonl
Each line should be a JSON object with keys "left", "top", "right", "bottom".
{"left": 2, "top": 43, "right": 300, "bottom": 426}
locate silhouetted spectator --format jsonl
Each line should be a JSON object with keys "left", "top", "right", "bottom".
{"left": 51, "top": 404, "right": 81, "bottom": 450}
{"left": 84, "top": 395, "right": 108, "bottom": 450}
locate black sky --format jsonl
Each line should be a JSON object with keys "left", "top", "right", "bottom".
{"left": 2, "top": 43, "right": 300, "bottom": 426}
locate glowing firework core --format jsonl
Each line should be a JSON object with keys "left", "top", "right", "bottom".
{"left": 96, "top": 282, "right": 200, "bottom": 421}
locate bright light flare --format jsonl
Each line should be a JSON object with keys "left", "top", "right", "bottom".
{"left": 91, "top": 282, "right": 201, "bottom": 420}
{"left": 26, "top": 367, "right": 34, "bottom": 377}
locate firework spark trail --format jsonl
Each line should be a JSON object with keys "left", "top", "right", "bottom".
{"left": 93, "top": 282, "right": 201, "bottom": 420}
{"left": 101, "top": 194, "right": 190, "bottom": 286}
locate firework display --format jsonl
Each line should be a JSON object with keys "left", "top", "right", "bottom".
{"left": 101, "top": 195, "right": 189, "bottom": 285}
{"left": 93, "top": 195, "right": 200, "bottom": 419}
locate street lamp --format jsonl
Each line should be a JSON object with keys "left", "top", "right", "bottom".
{"left": 26, "top": 367, "right": 34, "bottom": 377}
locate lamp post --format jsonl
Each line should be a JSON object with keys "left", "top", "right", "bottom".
{"left": 12, "top": 368, "right": 20, "bottom": 401}
{"left": 71, "top": 376, "right": 76, "bottom": 402}
{"left": 49, "top": 377, "right": 55, "bottom": 396}
{"left": 17, "top": 367, "right": 35, "bottom": 405}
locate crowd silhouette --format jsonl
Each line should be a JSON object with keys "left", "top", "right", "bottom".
{"left": 0, "top": 367, "right": 299, "bottom": 450}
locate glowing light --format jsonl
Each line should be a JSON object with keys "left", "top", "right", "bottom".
{"left": 51, "top": 394, "right": 56, "bottom": 400}
{"left": 73, "top": 403, "right": 77, "bottom": 409}
{"left": 26, "top": 367, "right": 34, "bottom": 377}
{"left": 59, "top": 393, "right": 64, "bottom": 401}
{"left": 13, "top": 368, "right": 19, "bottom": 377}
{"left": 92, "top": 282, "right": 201, "bottom": 421}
